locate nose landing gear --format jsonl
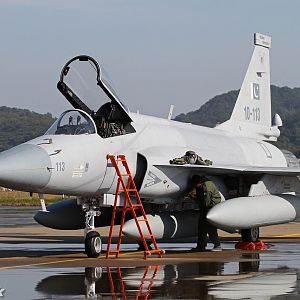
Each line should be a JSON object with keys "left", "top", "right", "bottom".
{"left": 80, "top": 198, "right": 102, "bottom": 258}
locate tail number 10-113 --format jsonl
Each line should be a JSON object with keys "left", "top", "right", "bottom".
{"left": 244, "top": 106, "right": 260, "bottom": 122}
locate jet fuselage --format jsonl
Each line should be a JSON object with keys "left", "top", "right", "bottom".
{"left": 0, "top": 110, "right": 288, "bottom": 200}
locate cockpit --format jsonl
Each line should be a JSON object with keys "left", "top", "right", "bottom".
{"left": 46, "top": 110, "right": 96, "bottom": 135}
{"left": 55, "top": 55, "right": 135, "bottom": 138}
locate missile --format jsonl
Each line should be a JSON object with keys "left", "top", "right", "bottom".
{"left": 122, "top": 210, "right": 199, "bottom": 241}
{"left": 207, "top": 194, "right": 300, "bottom": 231}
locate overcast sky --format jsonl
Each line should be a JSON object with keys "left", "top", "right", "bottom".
{"left": 0, "top": 0, "right": 299, "bottom": 118}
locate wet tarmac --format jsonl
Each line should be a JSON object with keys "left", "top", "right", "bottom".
{"left": 0, "top": 206, "right": 39, "bottom": 228}
{"left": 1, "top": 245, "right": 300, "bottom": 299}
{"left": 0, "top": 207, "right": 300, "bottom": 299}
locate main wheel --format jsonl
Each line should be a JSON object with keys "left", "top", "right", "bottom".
{"left": 239, "top": 253, "right": 260, "bottom": 273}
{"left": 137, "top": 241, "right": 153, "bottom": 251}
{"left": 241, "top": 227, "right": 259, "bottom": 242}
{"left": 85, "top": 231, "right": 102, "bottom": 258}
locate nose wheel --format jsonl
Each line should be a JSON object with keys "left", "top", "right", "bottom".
{"left": 85, "top": 231, "right": 102, "bottom": 258}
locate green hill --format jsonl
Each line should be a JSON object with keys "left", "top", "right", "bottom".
{"left": 0, "top": 106, "right": 55, "bottom": 152}
{"left": 175, "top": 85, "right": 300, "bottom": 156}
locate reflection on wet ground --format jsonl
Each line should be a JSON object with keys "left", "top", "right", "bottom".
{"left": 34, "top": 260, "right": 298, "bottom": 299}
{"left": 1, "top": 247, "right": 300, "bottom": 299}
{"left": 0, "top": 208, "right": 300, "bottom": 299}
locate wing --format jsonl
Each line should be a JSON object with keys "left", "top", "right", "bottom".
{"left": 154, "top": 163, "right": 300, "bottom": 176}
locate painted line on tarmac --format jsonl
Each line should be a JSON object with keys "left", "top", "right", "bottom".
{"left": 274, "top": 233, "right": 300, "bottom": 238}
{"left": 104, "top": 251, "right": 145, "bottom": 259}
{"left": 0, "top": 251, "right": 147, "bottom": 270}
{"left": 119, "top": 251, "right": 144, "bottom": 256}
{"left": 0, "top": 258, "right": 88, "bottom": 270}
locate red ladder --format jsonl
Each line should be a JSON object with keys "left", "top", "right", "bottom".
{"left": 107, "top": 266, "right": 159, "bottom": 300}
{"left": 135, "top": 265, "right": 160, "bottom": 300}
{"left": 107, "top": 267, "right": 127, "bottom": 300}
{"left": 106, "top": 154, "right": 164, "bottom": 259}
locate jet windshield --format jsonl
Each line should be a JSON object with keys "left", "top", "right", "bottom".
{"left": 46, "top": 110, "right": 96, "bottom": 135}
{"left": 57, "top": 55, "right": 134, "bottom": 138}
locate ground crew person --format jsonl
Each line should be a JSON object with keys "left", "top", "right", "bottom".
{"left": 189, "top": 175, "right": 222, "bottom": 251}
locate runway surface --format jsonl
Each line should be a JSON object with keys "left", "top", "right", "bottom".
{"left": 0, "top": 206, "right": 300, "bottom": 299}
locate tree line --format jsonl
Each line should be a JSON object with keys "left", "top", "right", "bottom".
{"left": 0, "top": 106, "right": 55, "bottom": 152}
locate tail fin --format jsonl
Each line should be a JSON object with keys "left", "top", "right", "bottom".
{"left": 217, "top": 33, "right": 280, "bottom": 141}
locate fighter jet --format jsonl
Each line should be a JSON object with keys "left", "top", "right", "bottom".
{"left": 1, "top": 33, "right": 300, "bottom": 257}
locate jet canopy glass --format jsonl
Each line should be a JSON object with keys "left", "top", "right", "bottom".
{"left": 46, "top": 110, "right": 96, "bottom": 135}
{"left": 57, "top": 55, "right": 134, "bottom": 138}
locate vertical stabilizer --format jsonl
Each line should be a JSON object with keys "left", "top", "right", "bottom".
{"left": 217, "top": 33, "right": 280, "bottom": 141}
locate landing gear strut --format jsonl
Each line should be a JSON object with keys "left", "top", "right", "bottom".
{"left": 80, "top": 198, "right": 102, "bottom": 258}
{"left": 85, "top": 267, "right": 103, "bottom": 297}
{"left": 241, "top": 227, "right": 260, "bottom": 242}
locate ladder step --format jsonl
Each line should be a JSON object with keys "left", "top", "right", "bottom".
{"left": 149, "top": 249, "right": 164, "bottom": 253}
{"left": 137, "top": 219, "right": 147, "bottom": 222}
{"left": 145, "top": 250, "right": 164, "bottom": 256}
{"left": 117, "top": 207, "right": 139, "bottom": 212}
{"left": 120, "top": 174, "right": 130, "bottom": 176}
{"left": 119, "top": 189, "right": 136, "bottom": 192}
{"left": 143, "top": 234, "right": 153, "bottom": 238}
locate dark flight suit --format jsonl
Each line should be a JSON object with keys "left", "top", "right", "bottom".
{"left": 190, "top": 180, "right": 221, "bottom": 249}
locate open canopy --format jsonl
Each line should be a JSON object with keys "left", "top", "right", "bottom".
{"left": 57, "top": 55, "right": 132, "bottom": 123}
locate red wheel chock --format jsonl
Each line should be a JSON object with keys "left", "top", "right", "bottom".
{"left": 235, "top": 240, "right": 268, "bottom": 250}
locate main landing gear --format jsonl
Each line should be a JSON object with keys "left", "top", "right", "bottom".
{"left": 241, "top": 227, "right": 260, "bottom": 242}
{"left": 137, "top": 241, "right": 153, "bottom": 251}
{"left": 80, "top": 198, "right": 102, "bottom": 258}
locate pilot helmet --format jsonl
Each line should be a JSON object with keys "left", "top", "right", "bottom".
{"left": 185, "top": 150, "right": 197, "bottom": 164}
{"left": 185, "top": 150, "right": 196, "bottom": 156}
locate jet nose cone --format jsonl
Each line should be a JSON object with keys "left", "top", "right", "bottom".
{"left": 0, "top": 144, "right": 51, "bottom": 190}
